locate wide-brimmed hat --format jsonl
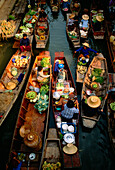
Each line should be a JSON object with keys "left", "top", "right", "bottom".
{"left": 96, "top": 15, "right": 104, "bottom": 22}
{"left": 58, "top": 64, "right": 64, "bottom": 69}
{"left": 69, "top": 13, "right": 75, "bottom": 19}
{"left": 87, "top": 96, "right": 101, "bottom": 108}
{"left": 63, "top": 0, "right": 68, "bottom": 2}
{"left": 63, "top": 143, "right": 78, "bottom": 154}
{"left": 74, "top": 3, "right": 79, "bottom": 8}
{"left": 82, "top": 14, "right": 89, "bottom": 20}
{"left": 82, "top": 42, "right": 89, "bottom": 48}
{"left": 19, "top": 124, "right": 31, "bottom": 138}
{"left": 6, "top": 81, "right": 17, "bottom": 90}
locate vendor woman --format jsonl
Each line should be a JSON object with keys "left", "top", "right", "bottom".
{"left": 74, "top": 42, "right": 98, "bottom": 58}
{"left": 20, "top": 34, "right": 31, "bottom": 52}
{"left": 61, "top": 100, "right": 79, "bottom": 122}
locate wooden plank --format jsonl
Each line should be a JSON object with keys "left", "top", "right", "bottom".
{"left": 48, "top": 128, "right": 58, "bottom": 138}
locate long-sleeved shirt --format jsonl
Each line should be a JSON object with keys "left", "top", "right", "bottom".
{"left": 20, "top": 38, "right": 30, "bottom": 46}
{"left": 62, "top": 1, "right": 70, "bottom": 9}
{"left": 61, "top": 104, "right": 79, "bottom": 119}
{"left": 81, "top": 19, "right": 88, "bottom": 28}
{"left": 76, "top": 46, "right": 97, "bottom": 57}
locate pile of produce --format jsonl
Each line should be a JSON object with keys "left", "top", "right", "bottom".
{"left": 77, "top": 65, "right": 87, "bottom": 74}
{"left": 42, "top": 161, "right": 61, "bottom": 170}
{"left": 0, "top": 20, "right": 16, "bottom": 38}
{"left": 41, "top": 57, "right": 50, "bottom": 68}
{"left": 91, "top": 68, "right": 104, "bottom": 84}
{"left": 110, "top": 102, "right": 115, "bottom": 111}
{"left": 40, "top": 85, "right": 49, "bottom": 94}
{"left": 26, "top": 91, "right": 37, "bottom": 100}
{"left": 12, "top": 55, "right": 28, "bottom": 67}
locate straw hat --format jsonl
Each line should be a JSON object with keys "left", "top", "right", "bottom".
{"left": 6, "top": 81, "right": 17, "bottom": 90}
{"left": 82, "top": 14, "right": 89, "bottom": 20}
{"left": 74, "top": 3, "right": 79, "bottom": 8}
{"left": 82, "top": 42, "right": 89, "bottom": 48}
{"left": 87, "top": 96, "right": 101, "bottom": 108}
{"left": 19, "top": 124, "right": 31, "bottom": 138}
{"left": 69, "top": 13, "right": 75, "bottom": 19}
{"left": 63, "top": 0, "right": 68, "bottom": 2}
{"left": 96, "top": 15, "right": 104, "bottom": 22}
{"left": 63, "top": 143, "right": 78, "bottom": 154}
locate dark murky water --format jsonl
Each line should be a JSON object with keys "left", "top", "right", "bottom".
{"left": 0, "top": 1, "right": 115, "bottom": 170}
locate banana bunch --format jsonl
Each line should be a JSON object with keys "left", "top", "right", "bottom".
{"left": 77, "top": 65, "right": 87, "bottom": 74}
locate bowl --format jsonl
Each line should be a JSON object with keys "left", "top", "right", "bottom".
{"left": 69, "top": 87, "right": 74, "bottom": 93}
{"left": 68, "top": 125, "right": 74, "bottom": 133}
{"left": 62, "top": 124, "right": 68, "bottom": 131}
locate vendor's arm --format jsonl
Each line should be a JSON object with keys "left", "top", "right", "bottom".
{"left": 88, "top": 48, "right": 97, "bottom": 54}
{"left": 20, "top": 38, "right": 23, "bottom": 46}
{"left": 74, "top": 47, "right": 83, "bottom": 53}
{"left": 39, "top": 71, "right": 50, "bottom": 78}
{"left": 26, "top": 38, "right": 30, "bottom": 46}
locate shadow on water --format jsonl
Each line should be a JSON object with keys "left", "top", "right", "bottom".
{"left": 0, "top": 1, "right": 115, "bottom": 170}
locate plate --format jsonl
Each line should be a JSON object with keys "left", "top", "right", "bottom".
{"left": 29, "top": 153, "right": 36, "bottom": 160}
{"left": 64, "top": 133, "right": 75, "bottom": 143}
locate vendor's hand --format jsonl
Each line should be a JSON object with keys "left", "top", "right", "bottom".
{"left": 74, "top": 51, "right": 77, "bottom": 54}
{"left": 23, "top": 45, "right": 25, "bottom": 49}
{"left": 96, "top": 53, "right": 99, "bottom": 55}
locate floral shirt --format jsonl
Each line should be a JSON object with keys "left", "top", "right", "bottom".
{"left": 61, "top": 104, "right": 79, "bottom": 119}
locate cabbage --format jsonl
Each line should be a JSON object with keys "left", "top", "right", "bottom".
{"left": 20, "top": 26, "right": 26, "bottom": 30}
{"left": 26, "top": 23, "right": 32, "bottom": 28}
{"left": 22, "top": 28, "right": 30, "bottom": 33}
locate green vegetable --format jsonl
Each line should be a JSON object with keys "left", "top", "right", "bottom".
{"left": 92, "top": 84, "right": 98, "bottom": 88}
{"left": 91, "top": 68, "right": 102, "bottom": 77}
{"left": 110, "top": 102, "right": 115, "bottom": 111}
{"left": 41, "top": 57, "right": 50, "bottom": 68}
{"left": 95, "top": 76, "right": 104, "bottom": 84}
{"left": 34, "top": 98, "right": 49, "bottom": 114}
{"left": 26, "top": 23, "right": 32, "bottom": 28}
{"left": 40, "top": 85, "right": 49, "bottom": 94}
{"left": 28, "top": 9, "right": 36, "bottom": 16}
{"left": 26, "top": 91, "right": 36, "bottom": 99}
{"left": 9, "top": 15, "right": 15, "bottom": 20}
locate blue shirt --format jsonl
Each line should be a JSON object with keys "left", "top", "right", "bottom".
{"left": 62, "top": 2, "right": 70, "bottom": 9}
{"left": 81, "top": 19, "right": 88, "bottom": 28}
{"left": 61, "top": 104, "right": 79, "bottom": 119}
{"left": 76, "top": 46, "right": 97, "bottom": 57}
{"left": 20, "top": 38, "right": 30, "bottom": 46}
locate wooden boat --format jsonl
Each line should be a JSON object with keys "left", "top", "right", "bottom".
{"left": 35, "top": 18, "right": 49, "bottom": 48}
{"left": 0, "top": 0, "right": 27, "bottom": 40}
{"left": 13, "top": 9, "right": 39, "bottom": 49}
{"left": 52, "top": 52, "right": 81, "bottom": 169}
{"left": 6, "top": 51, "right": 51, "bottom": 169}
{"left": 0, "top": 50, "right": 31, "bottom": 126}
{"left": 70, "top": 0, "right": 81, "bottom": 16}
{"left": 81, "top": 54, "right": 108, "bottom": 128}
{"left": 40, "top": 128, "right": 62, "bottom": 170}
{"left": 66, "top": 13, "right": 80, "bottom": 48}
{"left": 50, "top": 0, "right": 60, "bottom": 13}
{"left": 90, "top": 8, "right": 105, "bottom": 39}
{"left": 107, "top": 73, "right": 115, "bottom": 154}
{"left": 106, "top": 20, "right": 115, "bottom": 72}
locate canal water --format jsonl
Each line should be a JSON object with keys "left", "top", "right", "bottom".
{"left": 0, "top": 1, "right": 115, "bottom": 170}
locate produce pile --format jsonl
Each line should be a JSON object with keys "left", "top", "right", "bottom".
{"left": 42, "top": 161, "right": 61, "bottom": 170}
{"left": 90, "top": 68, "right": 105, "bottom": 84}
{"left": 77, "top": 65, "right": 87, "bottom": 74}
{"left": 0, "top": 20, "right": 16, "bottom": 39}
{"left": 12, "top": 55, "right": 28, "bottom": 67}
{"left": 15, "top": 9, "right": 38, "bottom": 40}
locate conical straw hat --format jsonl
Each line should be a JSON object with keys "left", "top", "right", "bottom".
{"left": 87, "top": 96, "right": 101, "bottom": 108}
{"left": 82, "top": 14, "right": 89, "bottom": 20}
{"left": 63, "top": 143, "right": 78, "bottom": 154}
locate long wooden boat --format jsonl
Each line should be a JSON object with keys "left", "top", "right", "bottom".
{"left": 40, "top": 128, "right": 62, "bottom": 170}
{"left": 13, "top": 9, "right": 39, "bottom": 49}
{"left": 90, "top": 8, "right": 105, "bottom": 39}
{"left": 50, "top": 0, "right": 60, "bottom": 13}
{"left": 81, "top": 54, "right": 108, "bottom": 128}
{"left": 52, "top": 52, "right": 81, "bottom": 169}
{"left": 66, "top": 13, "right": 80, "bottom": 48}
{"left": 107, "top": 73, "right": 115, "bottom": 154}
{"left": 35, "top": 18, "right": 49, "bottom": 48}
{"left": 0, "top": 50, "right": 31, "bottom": 126}
{"left": 0, "top": 0, "right": 27, "bottom": 40}
{"left": 70, "top": 0, "right": 81, "bottom": 16}
{"left": 6, "top": 51, "right": 51, "bottom": 169}
{"left": 106, "top": 20, "right": 115, "bottom": 72}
